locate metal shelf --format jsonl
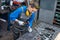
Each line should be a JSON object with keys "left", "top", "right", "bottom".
{"left": 55, "top": 14, "right": 60, "bottom": 17}
{"left": 57, "top": 0, "right": 60, "bottom": 2}
{"left": 56, "top": 8, "right": 60, "bottom": 10}
{"left": 57, "top": 4, "right": 60, "bottom": 6}
{"left": 53, "top": 20, "right": 60, "bottom": 24}
{"left": 56, "top": 12, "right": 60, "bottom": 14}
{"left": 55, "top": 13, "right": 60, "bottom": 15}
{"left": 55, "top": 16, "right": 60, "bottom": 18}
{"left": 55, "top": 18, "right": 60, "bottom": 21}
{"left": 55, "top": 22, "right": 60, "bottom": 24}
{"left": 53, "top": 0, "right": 60, "bottom": 26}
{"left": 57, "top": 1, "right": 60, "bottom": 2}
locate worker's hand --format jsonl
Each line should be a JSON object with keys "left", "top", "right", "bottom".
{"left": 15, "top": 19, "right": 24, "bottom": 25}
{"left": 28, "top": 26, "right": 32, "bottom": 32}
{"left": 18, "top": 21, "right": 24, "bottom": 25}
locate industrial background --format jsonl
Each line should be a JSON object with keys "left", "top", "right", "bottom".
{"left": 0, "top": 0, "right": 60, "bottom": 40}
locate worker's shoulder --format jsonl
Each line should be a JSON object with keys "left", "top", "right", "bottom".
{"left": 22, "top": 5, "right": 27, "bottom": 7}
{"left": 20, "top": 6, "right": 27, "bottom": 9}
{"left": 16, "top": 6, "right": 27, "bottom": 10}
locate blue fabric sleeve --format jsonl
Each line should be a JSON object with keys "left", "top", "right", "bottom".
{"left": 10, "top": 6, "right": 27, "bottom": 21}
{"left": 27, "top": 12, "right": 35, "bottom": 27}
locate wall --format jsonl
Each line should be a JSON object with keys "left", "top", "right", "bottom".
{"left": 39, "top": 0, "right": 57, "bottom": 24}
{"left": 40, "top": 0, "right": 55, "bottom": 10}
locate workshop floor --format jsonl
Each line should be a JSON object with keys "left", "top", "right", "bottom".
{"left": 17, "top": 22, "right": 60, "bottom": 40}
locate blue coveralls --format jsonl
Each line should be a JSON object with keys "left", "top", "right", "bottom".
{"left": 9, "top": 6, "right": 35, "bottom": 28}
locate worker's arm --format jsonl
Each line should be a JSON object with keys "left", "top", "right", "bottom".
{"left": 10, "top": 6, "right": 27, "bottom": 21}
{"left": 27, "top": 12, "right": 35, "bottom": 27}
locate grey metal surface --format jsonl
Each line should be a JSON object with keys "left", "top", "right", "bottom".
{"left": 39, "top": 9, "right": 55, "bottom": 24}
{"left": 40, "top": 0, "right": 55, "bottom": 10}
{"left": 35, "top": 22, "right": 60, "bottom": 40}
{"left": 39, "top": 0, "right": 57, "bottom": 24}
{"left": 17, "top": 22, "right": 60, "bottom": 40}
{"left": 17, "top": 29, "right": 37, "bottom": 40}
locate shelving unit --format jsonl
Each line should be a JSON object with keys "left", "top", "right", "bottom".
{"left": 53, "top": 0, "right": 60, "bottom": 25}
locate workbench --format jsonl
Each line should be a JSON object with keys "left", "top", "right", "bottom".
{"left": 0, "top": 8, "right": 10, "bottom": 20}
{"left": 0, "top": 5, "right": 19, "bottom": 20}
{"left": 0, "top": 5, "right": 20, "bottom": 31}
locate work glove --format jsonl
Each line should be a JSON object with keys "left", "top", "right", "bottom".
{"left": 18, "top": 20, "right": 24, "bottom": 25}
{"left": 28, "top": 26, "right": 32, "bottom": 33}
{"left": 15, "top": 19, "right": 24, "bottom": 25}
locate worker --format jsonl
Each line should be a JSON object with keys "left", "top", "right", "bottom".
{"left": 9, "top": 4, "right": 38, "bottom": 32}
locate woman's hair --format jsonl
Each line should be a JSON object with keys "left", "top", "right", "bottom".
{"left": 30, "top": 3, "right": 39, "bottom": 9}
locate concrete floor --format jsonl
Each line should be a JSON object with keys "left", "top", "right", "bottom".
{"left": 17, "top": 22, "right": 60, "bottom": 40}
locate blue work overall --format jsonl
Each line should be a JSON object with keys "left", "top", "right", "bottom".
{"left": 9, "top": 6, "right": 35, "bottom": 30}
